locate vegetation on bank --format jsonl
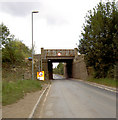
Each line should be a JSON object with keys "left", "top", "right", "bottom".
{"left": 2, "top": 79, "right": 42, "bottom": 106}
{"left": 1, "top": 23, "right": 32, "bottom": 64}
{"left": 78, "top": 1, "right": 118, "bottom": 78}
{"left": 1, "top": 23, "right": 44, "bottom": 106}
{"left": 87, "top": 78, "right": 116, "bottom": 87}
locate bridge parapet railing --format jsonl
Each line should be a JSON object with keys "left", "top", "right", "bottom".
{"left": 44, "top": 49, "right": 75, "bottom": 57}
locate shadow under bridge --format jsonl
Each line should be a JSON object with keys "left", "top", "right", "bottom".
{"left": 48, "top": 59, "right": 73, "bottom": 80}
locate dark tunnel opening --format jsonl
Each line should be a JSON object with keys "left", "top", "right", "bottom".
{"left": 48, "top": 59, "right": 73, "bottom": 80}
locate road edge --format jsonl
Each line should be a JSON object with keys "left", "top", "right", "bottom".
{"left": 71, "top": 78, "right": 117, "bottom": 93}
{"left": 28, "top": 84, "right": 51, "bottom": 118}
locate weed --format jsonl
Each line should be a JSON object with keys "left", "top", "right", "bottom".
{"left": 87, "top": 78, "right": 116, "bottom": 87}
{"left": 2, "top": 79, "right": 42, "bottom": 106}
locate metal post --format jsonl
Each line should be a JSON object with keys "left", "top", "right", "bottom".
{"left": 31, "top": 11, "right": 39, "bottom": 80}
{"left": 39, "top": 55, "right": 40, "bottom": 72}
{"left": 32, "top": 12, "right": 34, "bottom": 80}
{"left": 41, "top": 58, "right": 42, "bottom": 71}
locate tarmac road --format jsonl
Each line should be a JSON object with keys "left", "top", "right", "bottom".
{"left": 39, "top": 75, "right": 116, "bottom": 118}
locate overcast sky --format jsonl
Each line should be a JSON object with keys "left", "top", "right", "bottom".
{"left": 0, "top": 0, "right": 117, "bottom": 55}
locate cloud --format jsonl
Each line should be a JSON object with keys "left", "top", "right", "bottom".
{"left": 1, "top": 0, "right": 109, "bottom": 54}
{"left": 44, "top": 14, "right": 68, "bottom": 25}
{"left": 0, "top": 2, "right": 41, "bottom": 17}
{"left": 0, "top": 1, "right": 67, "bottom": 26}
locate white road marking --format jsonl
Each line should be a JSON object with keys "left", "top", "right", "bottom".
{"left": 28, "top": 84, "right": 51, "bottom": 118}
{"left": 86, "top": 82, "right": 117, "bottom": 93}
{"left": 39, "top": 84, "right": 51, "bottom": 118}
{"left": 73, "top": 78, "right": 117, "bottom": 93}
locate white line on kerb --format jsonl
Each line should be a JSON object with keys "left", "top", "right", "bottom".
{"left": 87, "top": 82, "right": 117, "bottom": 93}
{"left": 42, "top": 84, "right": 51, "bottom": 104}
{"left": 38, "top": 84, "right": 51, "bottom": 118}
{"left": 28, "top": 84, "right": 51, "bottom": 118}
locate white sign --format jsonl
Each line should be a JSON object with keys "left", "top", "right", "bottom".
{"left": 58, "top": 52, "right": 61, "bottom": 56}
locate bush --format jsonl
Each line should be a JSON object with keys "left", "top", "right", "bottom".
{"left": 53, "top": 63, "right": 64, "bottom": 75}
{"left": 1, "top": 23, "right": 31, "bottom": 64}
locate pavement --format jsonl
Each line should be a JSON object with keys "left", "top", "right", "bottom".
{"left": 38, "top": 75, "right": 116, "bottom": 118}
{"left": 2, "top": 84, "right": 48, "bottom": 118}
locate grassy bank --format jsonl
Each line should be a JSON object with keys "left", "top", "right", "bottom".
{"left": 2, "top": 79, "right": 42, "bottom": 106}
{"left": 87, "top": 78, "right": 116, "bottom": 87}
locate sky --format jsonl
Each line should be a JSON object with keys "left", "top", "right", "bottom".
{"left": 0, "top": 0, "right": 117, "bottom": 67}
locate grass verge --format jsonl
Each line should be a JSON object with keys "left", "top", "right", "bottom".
{"left": 2, "top": 79, "right": 42, "bottom": 106}
{"left": 87, "top": 78, "right": 116, "bottom": 87}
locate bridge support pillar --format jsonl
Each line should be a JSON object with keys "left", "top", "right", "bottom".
{"left": 64, "top": 63, "right": 68, "bottom": 78}
{"left": 42, "top": 59, "right": 49, "bottom": 80}
{"left": 40, "top": 48, "right": 76, "bottom": 80}
{"left": 64, "top": 61, "right": 73, "bottom": 78}
{"left": 48, "top": 61, "right": 53, "bottom": 80}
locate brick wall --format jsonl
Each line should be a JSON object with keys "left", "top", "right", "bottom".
{"left": 72, "top": 55, "right": 88, "bottom": 80}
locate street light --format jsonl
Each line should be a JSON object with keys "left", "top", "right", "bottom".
{"left": 32, "top": 11, "right": 39, "bottom": 80}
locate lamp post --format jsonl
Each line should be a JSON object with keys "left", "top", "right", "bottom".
{"left": 32, "top": 11, "right": 39, "bottom": 80}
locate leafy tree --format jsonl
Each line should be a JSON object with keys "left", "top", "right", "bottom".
{"left": 53, "top": 63, "right": 64, "bottom": 75}
{"left": 0, "top": 23, "right": 11, "bottom": 47}
{"left": 78, "top": 1, "right": 118, "bottom": 78}
{"left": 2, "top": 40, "right": 31, "bottom": 63}
{"left": 1, "top": 23, "right": 31, "bottom": 64}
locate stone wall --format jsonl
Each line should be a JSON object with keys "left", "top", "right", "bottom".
{"left": 35, "top": 48, "right": 89, "bottom": 80}
{"left": 35, "top": 52, "right": 89, "bottom": 80}
{"left": 72, "top": 55, "right": 88, "bottom": 80}
{"left": 23, "top": 54, "right": 41, "bottom": 80}
{"left": 64, "top": 63, "right": 68, "bottom": 78}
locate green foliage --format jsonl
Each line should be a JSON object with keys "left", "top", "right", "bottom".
{"left": 78, "top": 1, "right": 118, "bottom": 78}
{"left": 88, "top": 78, "right": 116, "bottom": 87}
{"left": 0, "top": 23, "right": 10, "bottom": 47}
{"left": 53, "top": 63, "right": 64, "bottom": 75}
{"left": 2, "top": 80, "right": 42, "bottom": 106}
{"left": 2, "top": 40, "right": 31, "bottom": 63}
{"left": 1, "top": 23, "right": 31, "bottom": 64}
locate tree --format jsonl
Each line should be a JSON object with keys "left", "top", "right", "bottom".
{"left": 0, "top": 23, "right": 11, "bottom": 48}
{"left": 53, "top": 63, "right": 64, "bottom": 75}
{"left": 1, "top": 23, "right": 31, "bottom": 64}
{"left": 2, "top": 40, "right": 31, "bottom": 63}
{"left": 78, "top": 1, "right": 118, "bottom": 78}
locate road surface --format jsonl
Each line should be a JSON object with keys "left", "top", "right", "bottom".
{"left": 39, "top": 75, "right": 116, "bottom": 118}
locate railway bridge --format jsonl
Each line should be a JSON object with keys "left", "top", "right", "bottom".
{"left": 35, "top": 48, "right": 88, "bottom": 80}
